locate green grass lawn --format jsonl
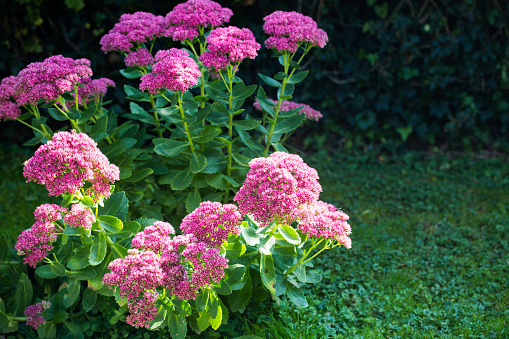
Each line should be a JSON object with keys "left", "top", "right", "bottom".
{"left": 1, "top": 144, "right": 508, "bottom": 338}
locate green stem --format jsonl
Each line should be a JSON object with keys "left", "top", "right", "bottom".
{"left": 8, "top": 316, "right": 27, "bottom": 322}
{"left": 223, "top": 64, "right": 235, "bottom": 203}
{"left": 53, "top": 103, "right": 81, "bottom": 133}
{"left": 150, "top": 94, "right": 162, "bottom": 138}
{"left": 285, "top": 238, "right": 325, "bottom": 276}
{"left": 177, "top": 93, "right": 195, "bottom": 154}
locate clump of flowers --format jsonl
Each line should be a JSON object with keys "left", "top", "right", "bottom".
{"left": 124, "top": 48, "right": 155, "bottom": 68}
{"left": 64, "top": 204, "right": 96, "bottom": 229}
{"left": 0, "top": 76, "right": 21, "bottom": 120}
{"left": 23, "top": 130, "right": 120, "bottom": 198}
{"left": 165, "top": 0, "right": 233, "bottom": 42}
{"left": 234, "top": 152, "right": 322, "bottom": 226}
{"left": 131, "top": 221, "right": 175, "bottom": 255}
{"left": 253, "top": 98, "right": 323, "bottom": 122}
{"left": 199, "top": 26, "right": 260, "bottom": 72}
{"left": 139, "top": 48, "right": 202, "bottom": 93}
{"left": 15, "top": 204, "right": 67, "bottom": 267}
{"left": 180, "top": 201, "right": 242, "bottom": 248}
{"left": 298, "top": 200, "right": 352, "bottom": 248}
{"left": 100, "top": 12, "right": 167, "bottom": 53}
{"left": 14, "top": 55, "right": 92, "bottom": 106}
{"left": 25, "top": 301, "right": 51, "bottom": 330}
{"left": 75, "top": 77, "right": 115, "bottom": 105}
{"left": 263, "top": 11, "right": 328, "bottom": 53}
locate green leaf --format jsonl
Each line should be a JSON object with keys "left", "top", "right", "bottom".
{"left": 258, "top": 73, "right": 282, "bottom": 88}
{"left": 14, "top": 274, "right": 32, "bottom": 316}
{"left": 294, "top": 264, "right": 307, "bottom": 283}
{"left": 225, "top": 242, "right": 247, "bottom": 259}
{"left": 48, "top": 108, "right": 69, "bottom": 121}
{"left": 256, "top": 97, "right": 276, "bottom": 116}
{"left": 286, "top": 283, "right": 308, "bottom": 308}
{"left": 52, "top": 310, "right": 69, "bottom": 324}
{"left": 67, "top": 267, "right": 96, "bottom": 280}
{"left": 64, "top": 280, "right": 80, "bottom": 308}
{"left": 124, "top": 84, "right": 149, "bottom": 102}
{"left": 120, "top": 67, "right": 144, "bottom": 79}
{"left": 67, "top": 108, "right": 81, "bottom": 120}
{"left": 101, "top": 138, "right": 137, "bottom": 157}
{"left": 237, "top": 129, "right": 263, "bottom": 151}
{"left": 196, "top": 289, "right": 209, "bottom": 313}
{"left": 193, "top": 126, "right": 221, "bottom": 143}
{"left": 154, "top": 139, "right": 188, "bottom": 157}
{"left": 98, "top": 215, "right": 123, "bottom": 233}
{"left": 240, "top": 222, "right": 261, "bottom": 246}
{"left": 202, "top": 154, "right": 227, "bottom": 174}
{"left": 82, "top": 288, "right": 97, "bottom": 312}
{"left": 50, "top": 262, "right": 67, "bottom": 276}
{"left": 287, "top": 70, "right": 309, "bottom": 84}
{"left": 36, "top": 265, "right": 58, "bottom": 279}
{"left": 124, "top": 167, "right": 153, "bottom": 182}
{"left": 89, "top": 232, "right": 107, "bottom": 266}
{"left": 233, "top": 119, "right": 261, "bottom": 130}
{"left": 110, "top": 243, "right": 128, "bottom": 259}
{"left": 305, "top": 270, "right": 322, "bottom": 283}
{"left": 98, "top": 192, "right": 129, "bottom": 221}
{"left": 191, "top": 153, "right": 208, "bottom": 173}
{"left": 168, "top": 312, "right": 187, "bottom": 339}
{"left": 228, "top": 269, "right": 252, "bottom": 312}
{"left": 185, "top": 188, "right": 201, "bottom": 213}
{"left": 0, "top": 312, "right": 8, "bottom": 326}
{"left": 172, "top": 299, "right": 192, "bottom": 317}
{"left": 171, "top": 168, "right": 193, "bottom": 190}
{"left": 277, "top": 224, "right": 301, "bottom": 245}
{"left": 213, "top": 280, "right": 232, "bottom": 295}
{"left": 209, "top": 299, "right": 222, "bottom": 330}
{"left": 67, "top": 244, "right": 92, "bottom": 270}
{"left": 226, "top": 264, "right": 246, "bottom": 286}
{"left": 273, "top": 114, "right": 305, "bottom": 134}
{"left": 260, "top": 254, "right": 277, "bottom": 295}
{"left": 63, "top": 321, "right": 85, "bottom": 339}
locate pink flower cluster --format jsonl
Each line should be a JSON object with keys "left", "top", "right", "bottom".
{"left": 100, "top": 12, "right": 167, "bottom": 53}
{"left": 234, "top": 152, "right": 322, "bottom": 226}
{"left": 124, "top": 48, "right": 154, "bottom": 68}
{"left": 14, "top": 55, "right": 92, "bottom": 106}
{"left": 0, "top": 76, "right": 21, "bottom": 120}
{"left": 180, "top": 201, "right": 241, "bottom": 248}
{"left": 253, "top": 98, "right": 323, "bottom": 121}
{"left": 64, "top": 204, "right": 96, "bottom": 229}
{"left": 298, "top": 201, "right": 352, "bottom": 248}
{"left": 263, "top": 11, "right": 328, "bottom": 53}
{"left": 140, "top": 48, "right": 201, "bottom": 93}
{"left": 103, "top": 219, "right": 229, "bottom": 328}
{"left": 15, "top": 204, "right": 67, "bottom": 267}
{"left": 75, "top": 77, "right": 115, "bottom": 104}
{"left": 25, "top": 301, "right": 51, "bottom": 330}
{"left": 200, "top": 26, "right": 260, "bottom": 71}
{"left": 165, "top": 0, "right": 233, "bottom": 42}
{"left": 23, "top": 131, "right": 120, "bottom": 198}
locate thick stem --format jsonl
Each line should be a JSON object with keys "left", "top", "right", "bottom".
{"left": 150, "top": 94, "right": 163, "bottom": 138}
{"left": 223, "top": 64, "right": 235, "bottom": 203}
{"left": 285, "top": 238, "right": 325, "bottom": 276}
{"left": 177, "top": 93, "right": 195, "bottom": 154}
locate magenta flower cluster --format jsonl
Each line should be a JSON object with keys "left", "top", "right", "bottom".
{"left": 180, "top": 201, "right": 241, "bottom": 248}
{"left": 263, "top": 11, "right": 329, "bottom": 53}
{"left": 0, "top": 76, "right": 21, "bottom": 120}
{"left": 165, "top": 0, "right": 233, "bottom": 42}
{"left": 15, "top": 204, "right": 67, "bottom": 267}
{"left": 140, "top": 48, "right": 202, "bottom": 93}
{"left": 14, "top": 55, "right": 92, "bottom": 106}
{"left": 298, "top": 201, "right": 352, "bottom": 248}
{"left": 64, "top": 204, "right": 96, "bottom": 229}
{"left": 103, "top": 218, "right": 229, "bottom": 327}
{"left": 100, "top": 12, "right": 167, "bottom": 53}
{"left": 200, "top": 26, "right": 260, "bottom": 71}
{"left": 23, "top": 131, "right": 120, "bottom": 198}
{"left": 124, "top": 48, "right": 155, "bottom": 68}
{"left": 24, "top": 301, "right": 51, "bottom": 330}
{"left": 253, "top": 98, "right": 323, "bottom": 121}
{"left": 74, "top": 77, "right": 115, "bottom": 105}
{"left": 234, "top": 152, "right": 322, "bottom": 226}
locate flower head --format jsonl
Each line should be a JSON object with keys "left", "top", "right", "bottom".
{"left": 100, "top": 12, "right": 167, "bottom": 53}
{"left": 14, "top": 55, "right": 92, "bottom": 106}
{"left": 165, "top": 0, "right": 233, "bottom": 42}
{"left": 234, "top": 152, "right": 322, "bottom": 226}
{"left": 34, "top": 204, "right": 68, "bottom": 222}
{"left": 131, "top": 221, "right": 175, "bottom": 255}
{"left": 263, "top": 11, "right": 328, "bottom": 53}
{"left": 139, "top": 48, "right": 201, "bottom": 93}
{"left": 298, "top": 201, "right": 352, "bottom": 248}
{"left": 74, "top": 78, "right": 115, "bottom": 105}
{"left": 253, "top": 98, "right": 323, "bottom": 121}
{"left": 199, "top": 26, "right": 260, "bottom": 71}
{"left": 64, "top": 204, "right": 96, "bottom": 229}
{"left": 124, "top": 48, "right": 155, "bottom": 68}
{"left": 23, "top": 131, "right": 119, "bottom": 198}
{"left": 180, "top": 201, "right": 241, "bottom": 248}
{"left": 25, "top": 301, "right": 51, "bottom": 330}
{"left": 0, "top": 76, "right": 21, "bottom": 120}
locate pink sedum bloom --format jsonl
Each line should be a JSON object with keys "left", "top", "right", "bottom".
{"left": 126, "top": 291, "right": 159, "bottom": 329}
{"left": 140, "top": 48, "right": 201, "bottom": 93}
{"left": 124, "top": 48, "right": 155, "bottom": 68}
{"left": 180, "top": 201, "right": 241, "bottom": 248}
{"left": 165, "top": 0, "right": 233, "bottom": 42}
{"left": 131, "top": 221, "right": 175, "bottom": 255}
{"left": 234, "top": 152, "right": 322, "bottom": 226}
{"left": 14, "top": 55, "right": 92, "bottom": 106}
{"left": 0, "top": 76, "right": 21, "bottom": 120}
{"left": 253, "top": 98, "right": 323, "bottom": 121}
{"left": 68, "top": 77, "right": 115, "bottom": 106}
{"left": 298, "top": 200, "right": 352, "bottom": 248}
{"left": 23, "top": 131, "right": 119, "bottom": 198}
{"left": 64, "top": 204, "right": 96, "bottom": 229}
{"left": 25, "top": 301, "right": 51, "bottom": 330}
{"left": 33, "top": 204, "right": 68, "bottom": 222}
{"left": 100, "top": 12, "right": 167, "bottom": 53}
{"left": 263, "top": 11, "right": 328, "bottom": 53}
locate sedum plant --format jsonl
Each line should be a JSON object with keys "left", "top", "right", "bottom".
{"left": 0, "top": 1, "right": 351, "bottom": 338}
